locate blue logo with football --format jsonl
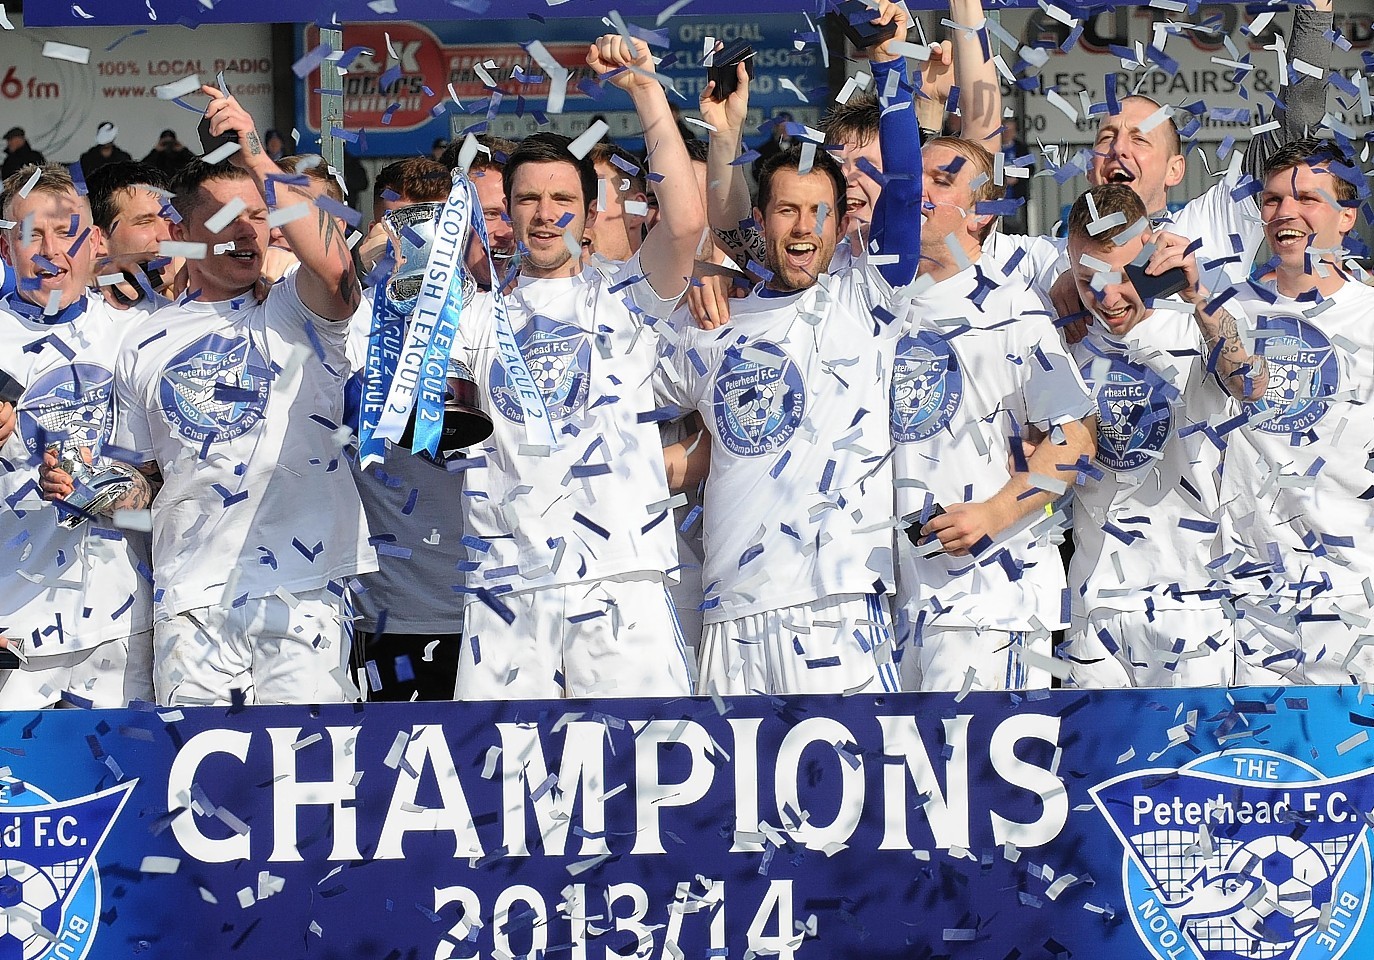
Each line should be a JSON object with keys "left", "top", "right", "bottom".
{"left": 1081, "top": 353, "right": 1172, "bottom": 473}
{"left": 17, "top": 362, "right": 113, "bottom": 458}
{"left": 489, "top": 315, "right": 590, "bottom": 425}
{"left": 890, "top": 330, "right": 962, "bottom": 444}
{"left": 1252, "top": 314, "right": 1339, "bottom": 436}
{"left": 158, "top": 333, "right": 270, "bottom": 445}
{"left": 711, "top": 340, "right": 805, "bottom": 458}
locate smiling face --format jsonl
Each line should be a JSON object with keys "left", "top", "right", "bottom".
{"left": 1069, "top": 228, "right": 1152, "bottom": 335}
{"left": 509, "top": 159, "right": 594, "bottom": 280}
{"left": 755, "top": 167, "right": 839, "bottom": 293}
{"left": 1088, "top": 97, "right": 1185, "bottom": 215}
{"left": 918, "top": 142, "right": 992, "bottom": 271}
{"left": 1260, "top": 162, "right": 1358, "bottom": 271}
{"left": 102, "top": 185, "right": 172, "bottom": 258}
{"left": 835, "top": 134, "right": 883, "bottom": 239}
{"left": 1, "top": 188, "right": 96, "bottom": 311}
{"left": 464, "top": 166, "right": 513, "bottom": 290}
{"left": 172, "top": 176, "right": 268, "bottom": 301}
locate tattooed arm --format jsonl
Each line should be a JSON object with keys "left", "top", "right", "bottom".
{"left": 1192, "top": 298, "right": 1269, "bottom": 401}
{"left": 200, "top": 84, "right": 361, "bottom": 321}
{"left": 39, "top": 455, "right": 163, "bottom": 513}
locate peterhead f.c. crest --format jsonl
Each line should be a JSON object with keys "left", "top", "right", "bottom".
{"left": 17, "top": 363, "right": 114, "bottom": 459}
{"left": 890, "top": 330, "right": 962, "bottom": 444}
{"left": 158, "top": 333, "right": 271, "bottom": 445}
{"left": 0, "top": 776, "right": 133, "bottom": 960}
{"left": 1081, "top": 354, "right": 1173, "bottom": 473}
{"left": 489, "top": 315, "right": 590, "bottom": 425}
{"left": 711, "top": 340, "right": 805, "bottom": 458}
{"left": 1092, "top": 749, "right": 1374, "bottom": 960}
{"left": 1251, "top": 314, "right": 1339, "bottom": 437}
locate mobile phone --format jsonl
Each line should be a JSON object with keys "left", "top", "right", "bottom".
{"left": 197, "top": 112, "right": 238, "bottom": 158}
{"left": 0, "top": 368, "right": 23, "bottom": 406}
{"left": 1124, "top": 262, "right": 1189, "bottom": 301}
{"left": 902, "top": 501, "right": 947, "bottom": 548}
{"left": 706, "top": 40, "right": 754, "bottom": 102}
{"left": 826, "top": 0, "right": 899, "bottom": 50}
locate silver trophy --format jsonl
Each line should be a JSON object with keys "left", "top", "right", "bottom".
{"left": 49, "top": 443, "right": 133, "bottom": 529}
{"left": 382, "top": 201, "right": 493, "bottom": 463}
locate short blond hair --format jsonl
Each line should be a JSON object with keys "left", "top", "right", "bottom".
{"left": 1, "top": 163, "right": 82, "bottom": 222}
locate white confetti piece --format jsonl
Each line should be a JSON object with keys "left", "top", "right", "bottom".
{"left": 140, "top": 855, "right": 181, "bottom": 874}
{"left": 154, "top": 75, "right": 202, "bottom": 100}
{"left": 204, "top": 197, "right": 247, "bottom": 234}
{"left": 159, "top": 241, "right": 207, "bottom": 260}
{"left": 267, "top": 203, "right": 310, "bottom": 228}
{"left": 568, "top": 121, "right": 609, "bottom": 160}
{"left": 42, "top": 41, "right": 89, "bottom": 64}
{"left": 201, "top": 141, "right": 241, "bottom": 165}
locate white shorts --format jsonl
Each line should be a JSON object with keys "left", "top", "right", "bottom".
{"left": 1233, "top": 598, "right": 1374, "bottom": 686}
{"left": 155, "top": 585, "right": 359, "bottom": 706}
{"left": 0, "top": 631, "right": 153, "bottom": 709}
{"left": 697, "top": 594, "right": 900, "bottom": 696}
{"left": 902, "top": 624, "right": 1053, "bottom": 693}
{"left": 1064, "top": 605, "right": 1235, "bottom": 688}
{"left": 456, "top": 574, "right": 692, "bottom": 700}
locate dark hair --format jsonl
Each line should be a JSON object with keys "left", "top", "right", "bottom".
{"left": 1067, "top": 184, "right": 1148, "bottom": 247}
{"left": 372, "top": 157, "right": 450, "bottom": 206}
{"left": 1263, "top": 137, "right": 1358, "bottom": 203}
{"left": 587, "top": 142, "right": 648, "bottom": 196}
{"left": 755, "top": 145, "right": 846, "bottom": 217}
{"left": 502, "top": 132, "right": 598, "bottom": 212}
{"left": 87, "top": 161, "right": 170, "bottom": 232}
{"left": 440, "top": 133, "right": 516, "bottom": 174}
{"left": 170, "top": 161, "right": 252, "bottom": 222}
{"left": 684, "top": 137, "right": 709, "bottom": 165}
{"left": 821, "top": 93, "right": 879, "bottom": 148}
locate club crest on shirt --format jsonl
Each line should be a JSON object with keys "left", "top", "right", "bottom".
{"left": 1082, "top": 354, "right": 1172, "bottom": 472}
{"left": 890, "top": 330, "right": 962, "bottom": 444}
{"left": 1251, "top": 314, "right": 1339, "bottom": 436}
{"left": 489, "top": 316, "right": 590, "bottom": 424}
{"left": 158, "top": 333, "right": 270, "bottom": 445}
{"left": 17, "top": 362, "right": 113, "bottom": 458}
{"left": 711, "top": 341, "right": 805, "bottom": 458}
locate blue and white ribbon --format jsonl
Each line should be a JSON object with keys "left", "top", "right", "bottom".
{"left": 375, "top": 176, "right": 474, "bottom": 449}
{"left": 356, "top": 271, "right": 405, "bottom": 470}
{"left": 470, "top": 190, "right": 556, "bottom": 447}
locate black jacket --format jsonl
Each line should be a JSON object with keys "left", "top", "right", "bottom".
{"left": 2, "top": 143, "right": 45, "bottom": 179}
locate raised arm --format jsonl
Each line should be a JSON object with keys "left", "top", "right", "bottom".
{"left": 868, "top": 1, "right": 923, "bottom": 288}
{"left": 1242, "top": 0, "right": 1335, "bottom": 181}
{"left": 200, "top": 84, "right": 360, "bottom": 321}
{"left": 949, "top": 0, "right": 1001, "bottom": 147}
{"left": 700, "top": 60, "right": 762, "bottom": 269}
{"left": 587, "top": 36, "right": 704, "bottom": 300}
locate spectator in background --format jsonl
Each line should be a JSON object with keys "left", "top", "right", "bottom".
{"left": 79, "top": 122, "right": 132, "bottom": 176}
{"left": 343, "top": 150, "right": 369, "bottom": 213}
{"left": 998, "top": 117, "right": 1032, "bottom": 235}
{"left": 143, "top": 129, "right": 194, "bottom": 178}
{"left": 262, "top": 129, "right": 287, "bottom": 161}
{"left": 3, "top": 127, "right": 44, "bottom": 179}
{"left": 585, "top": 141, "right": 649, "bottom": 262}
{"left": 430, "top": 138, "right": 448, "bottom": 162}
{"left": 440, "top": 133, "right": 518, "bottom": 292}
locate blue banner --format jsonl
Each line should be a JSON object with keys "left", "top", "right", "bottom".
{"left": 30, "top": 0, "right": 1096, "bottom": 28}
{"left": 294, "top": 15, "right": 831, "bottom": 157}
{"left": 3, "top": 688, "right": 1374, "bottom": 960}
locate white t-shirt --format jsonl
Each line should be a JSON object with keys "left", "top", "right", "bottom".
{"left": 1068, "top": 305, "right": 1234, "bottom": 615}
{"left": 1217, "top": 278, "right": 1374, "bottom": 600}
{"left": 983, "top": 232, "right": 1064, "bottom": 298}
{"left": 452, "top": 254, "right": 679, "bottom": 592}
{"left": 111, "top": 273, "right": 376, "bottom": 618}
{"left": 0, "top": 294, "right": 155, "bottom": 656}
{"left": 346, "top": 294, "right": 467, "bottom": 634}
{"left": 658, "top": 266, "right": 896, "bottom": 623}
{"left": 891, "top": 260, "right": 1093, "bottom": 630}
